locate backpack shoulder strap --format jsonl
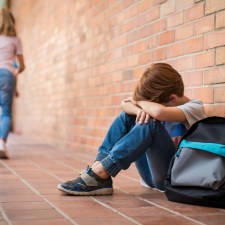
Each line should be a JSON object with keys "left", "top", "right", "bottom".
{"left": 179, "top": 116, "right": 225, "bottom": 144}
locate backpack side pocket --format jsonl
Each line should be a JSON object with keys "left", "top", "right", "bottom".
{"left": 171, "top": 147, "right": 225, "bottom": 190}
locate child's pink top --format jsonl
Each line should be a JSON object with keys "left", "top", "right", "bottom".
{"left": 0, "top": 35, "right": 23, "bottom": 74}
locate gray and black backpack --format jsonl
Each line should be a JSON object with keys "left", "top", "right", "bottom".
{"left": 164, "top": 116, "right": 225, "bottom": 208}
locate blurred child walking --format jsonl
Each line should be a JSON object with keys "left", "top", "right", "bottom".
{"left": 0, "top": 8, "right": 25, "bottom": 158}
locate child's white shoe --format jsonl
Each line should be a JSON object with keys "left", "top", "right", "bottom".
{"left": 0, "top": 140, "right": 9, "bottom": 159}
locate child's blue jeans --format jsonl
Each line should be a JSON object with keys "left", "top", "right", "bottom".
{"left": 95, "top": 112, "right": 176, "bottom": 191}
{"left": 0, "top": 69, "right": 15, "bottom": 140}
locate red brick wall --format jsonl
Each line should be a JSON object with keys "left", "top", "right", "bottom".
{"left": 10, "top": 0, "right": 225, "bottom": 153}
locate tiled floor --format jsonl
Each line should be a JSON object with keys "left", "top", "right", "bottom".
{"left": 0, "top": 134, "right": 225, "bottom": 225}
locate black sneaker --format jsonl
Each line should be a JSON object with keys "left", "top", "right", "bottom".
{"left": 58, "top": 167, "right": 113, "bottom": 196}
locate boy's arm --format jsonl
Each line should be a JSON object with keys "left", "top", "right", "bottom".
{"left": 121, "top": 98, "right": 151, "bottom": 124}
{"left": 120, "top": 98, "right": 141, "bottom": 115}
{"left": 15, "top": 55, "right": 25, "bottom": 74}
{"left": 137, "top": 101, "right": 186, "bottom": 122}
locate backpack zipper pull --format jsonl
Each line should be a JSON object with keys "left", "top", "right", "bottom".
{"left": 176, "top": 148, "right": 182, "bottom": 157}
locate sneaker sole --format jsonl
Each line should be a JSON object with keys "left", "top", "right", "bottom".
{"left": 57, "top": 184, "right": 113, "bottom": 196}
{"left": 0, "top": 150, "right": 9, "bottom": 159}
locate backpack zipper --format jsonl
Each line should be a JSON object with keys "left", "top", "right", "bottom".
{"left": 176, "top": 148, "right": 182, "bottom": 157}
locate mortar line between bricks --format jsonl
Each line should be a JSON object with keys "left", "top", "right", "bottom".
{"left": 28, "top": 159, "right": 144, "bottom": 225}
{"left": 0, "top": 206, "right": 12, "bottom": 225}
{"left": 0, "top": 160, "right": 79, "bottom": 225}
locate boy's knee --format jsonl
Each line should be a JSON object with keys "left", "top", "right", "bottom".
{"left": 119, "top": 112, "right": 136, "bottom": 122}
{"left": 137, "top": 118, "right": 160, "bottom": 128}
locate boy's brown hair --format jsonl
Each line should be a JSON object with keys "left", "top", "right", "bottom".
{"left": 133, "top": 63, "right": 184, "bottom": 103}
{"left": 0, "top": 8, "right": 16, "bottom": 36}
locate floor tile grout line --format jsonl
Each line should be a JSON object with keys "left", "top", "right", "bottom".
{"left": 44, "top": 157, "right": 141, "bottom": 192}
{"left": 6, "top": 139, "right": 224, "bottom": 224}
{"left": 30, "top": 157, "right": 207, "bottom": 225}
{"left": 90, "top": 197, "right": 143, "bottom": 225}
{"left": 114, "top": 186, "right": 207, "bottom": 225}
{"left": 26, "top": 160, "right": 66, "bottom": 182}
{"left": 0, "top": 160, "right": 79, "bottom": 225}
{"left": 119, "top": 173, "right": 140, "bottom": 182}
{"left": 28, "top": 159, "right": 144, "bottom": 225}
{"left": 46, "top": 154, "right": 138, "bottom": 179}
{"left": 0, "top": 206, "right": 12, "bottom": 225}
{"left": 49, "top": 156, "right": 141, "bottom": 183}
{"left": 138, "top": 198, "right": 207, "bottom": 225}
{"left": 34, "top": 157, "right": 206, "bottom": 224}
{"left": 46, "top": 156, "right": 89, "bottom": 174}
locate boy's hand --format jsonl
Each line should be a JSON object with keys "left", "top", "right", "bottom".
{"left": 136, "top": 109, "right": 151, "bottom": 124}
{"left": 124, "top": 97, "right": 137, "bottom": 105}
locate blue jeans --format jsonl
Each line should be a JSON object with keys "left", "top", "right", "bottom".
{"left": 0, "top": 69, "right": 15, "bottom": 140}
{"left": 95, "top": 112, "right": 176, "bottom": 190}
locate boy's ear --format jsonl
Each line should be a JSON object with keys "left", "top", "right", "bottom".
{"left": 169, "top": 94, "right": 178, "bottom": 102}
